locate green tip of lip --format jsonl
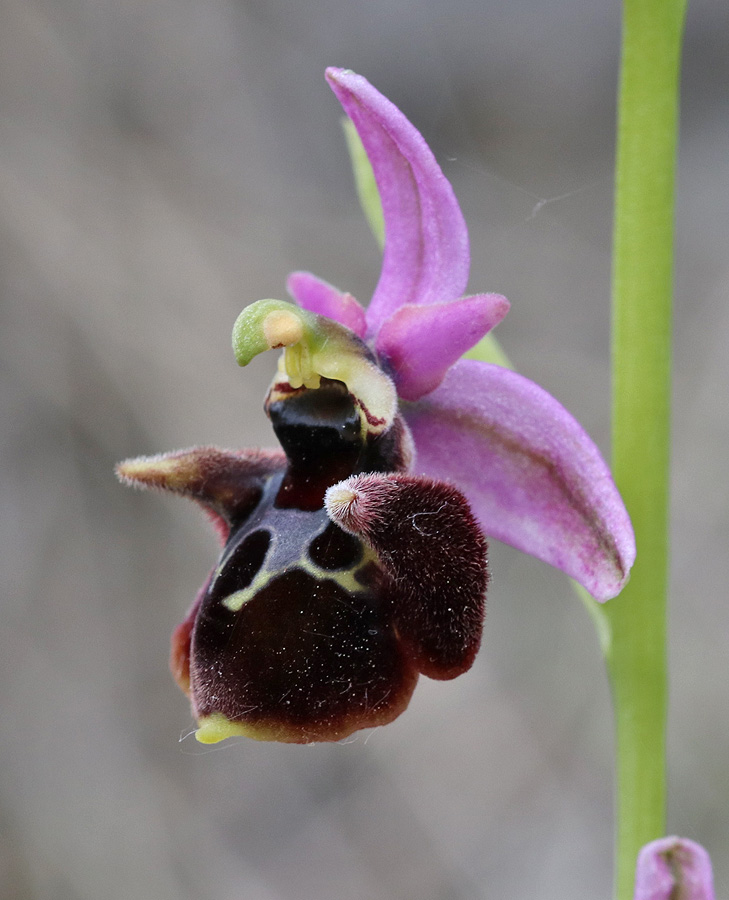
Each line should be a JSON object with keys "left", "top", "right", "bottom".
{"left": 195, "top": 713, "right": 287, "bottom": 744}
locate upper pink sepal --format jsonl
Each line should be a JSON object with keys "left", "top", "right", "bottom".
{"left": 376, "top": 293, "right": 510, "bottom": 401}
{"left": 326, "top": 68, "right": 470, "bottom": 337}
{"left": 286, "top": 271, "right": 367, "bottom": 338}
{"left": 634, "top": 837, "right": 715, "bottom": 900}
{"left": 403, "top": 359, "right": 636, "bottom": 601}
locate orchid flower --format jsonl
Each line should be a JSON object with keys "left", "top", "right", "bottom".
{"left": 117, "top": 67, "right": 634, "bottom": 745}
{"left": 633, "top": 837, "right": 715, "bottom": 900}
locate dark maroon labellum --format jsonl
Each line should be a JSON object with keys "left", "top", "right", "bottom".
{"left": 119, "top": 377, "right": 487, "bottom": 743}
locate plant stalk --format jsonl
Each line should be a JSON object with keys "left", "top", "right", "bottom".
{"left": 607, "top": 0, "right": 687, "bottom": 897}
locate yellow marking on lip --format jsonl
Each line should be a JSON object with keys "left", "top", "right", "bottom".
{"left": 298, "top": 545, "right": 378, "bottom": 595}
{"left": 195, "top": 712, "right": 284, "bottom": 744}
{"left": 220, "top": 544, "right": 379, "bottom": 612}
{"left": 221, "top": 566, "right": 273, "bottom": 612}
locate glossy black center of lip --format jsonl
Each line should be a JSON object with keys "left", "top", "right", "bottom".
{"left": 268, "top": 382, "right": 362, "bottom": 475}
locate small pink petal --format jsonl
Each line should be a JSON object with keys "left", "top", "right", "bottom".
{"left": 326, "top": 68, "right": 470, "bottom": 337}
{"left": 403, "top": 359, "right": 636, "bottom": 601}
{"left": 286, "top": 271, "right": 367, "bottom": 338}
{"left": 634, "top": 837, "right": 715, "bottom": 900}
{"left": 376, "top": 293, "right": 510, "bottom": 401}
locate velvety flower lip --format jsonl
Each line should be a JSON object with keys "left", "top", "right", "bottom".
{"left": 633, "top": 837, "right": 715, "bottom": 900}
{"left": 120, "top": 305, "right": 489, "bottom": 743}
{"left": 290, "top": 67, "right": 635, "bottom": 601}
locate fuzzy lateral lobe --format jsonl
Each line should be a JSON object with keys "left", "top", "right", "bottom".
{"left": 116, "top": 447, "right": 287, "bottom": 541}
{"left": 326, "top": 473, "right": 488, "bottom": 680}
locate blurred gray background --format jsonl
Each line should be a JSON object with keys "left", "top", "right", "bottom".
{"left": 1, "top": 0, "right": 727, "bottom": 898}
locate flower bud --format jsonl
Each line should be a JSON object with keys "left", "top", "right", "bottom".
{"left": 634, "top": 836, "right": 715, "bottom": 900}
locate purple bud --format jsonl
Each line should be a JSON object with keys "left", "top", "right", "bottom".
{"left": 634, "top": 837, "right": 715, "bottom": 900}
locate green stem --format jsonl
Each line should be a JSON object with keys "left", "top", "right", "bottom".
{"left": 607, "top": 1, "right": 686, "bottom": 897}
